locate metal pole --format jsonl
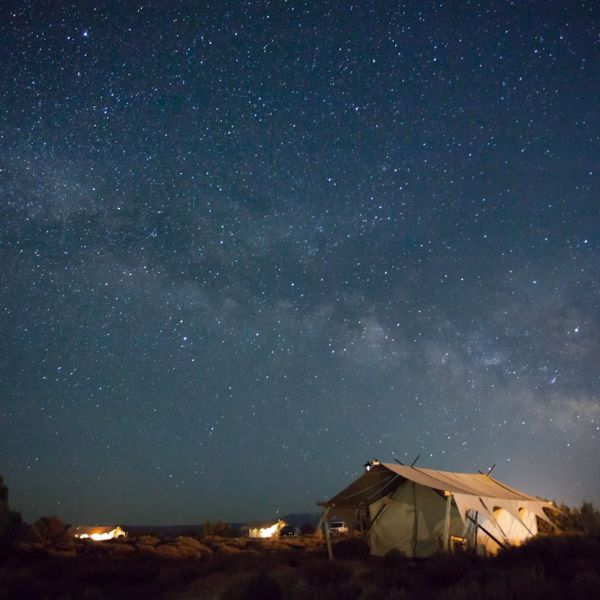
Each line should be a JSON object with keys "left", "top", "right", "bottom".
{"left": 442, "top": 493, "right": 452, "bottom": 552}
{"left": 322, "top": 507, "right": 333, "bottom": 560}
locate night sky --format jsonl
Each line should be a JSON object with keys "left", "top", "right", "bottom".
{"left": 1, "top": 1, "right": 599, "bottom": 526}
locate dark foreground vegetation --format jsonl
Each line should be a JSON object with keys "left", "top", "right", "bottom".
{"left": 0, "top": 532, "right": 599, "bottom": 599}
{"left": 2, "top": 477, "right": 600, "bottom": 599}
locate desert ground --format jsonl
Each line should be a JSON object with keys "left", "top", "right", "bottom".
{"left": 1, "top": 529, "right": 600, "bottom": 600}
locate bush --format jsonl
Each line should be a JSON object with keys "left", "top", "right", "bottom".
{"left": 333, "top": 537, "right": 370, "bottom": 560}
{"left": 136, "top": 535, "right": 159, "bottom": 547}
{"left": 302, "top": 558, "right": 351, "bottom": 586}
{"left": 371, "top": 550, "right": 413, "bottom": 593}
{"left": 152, "top": 544, "right": 181, "bottom": 558}
{"left": 217, "top": 544, "right": 243, "bottom": 555}
{"left": 202, "top": 521, "right": 233, "bottom": 537}
{"left": 424, "top": 553, "right": 472, "bottom": 588}
{"left": 542, "top": 501, "right": 600, "bottom": 534}
{"left": 301, "top": 523, "right": 315, "bottom": 535}
{"left": 220, "top": 570, "right": 284, "bottom": 600}
{"left": 174, "top": 536, "right": 212, "bottom": 558}
{"left": 73, "top": 554, "right": 162, "bottom": 593}
{"left": 25, "top": 517, "right": 70, "bottom": 547}
{"left": 439, "top": 566, "right": 562, "bottom": 600}
{"left": 569, "top": 571, "right": 600, "bottom": 599}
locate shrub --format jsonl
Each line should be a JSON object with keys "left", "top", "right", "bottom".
{"left": 569, "top": 570, "right": 600, "bottom": 600}
{"left": 136, "top": 535, "right": 159, "bottom": 547}
{"left": 152, "top": 544, "right": 181, "bottom": 558}
{"left": 202, "top": 521, "right": 233, "bottom": 537}
{"left": 543, "top": 501, "right": 600, "bottom": 534}
{"left": 174, "top": 536, "right": 212, "bottom": 558}
{"left": 332, "top": 537, "right": 370, "bottom": 560}
{"left": 217, "top": 544, "right": 243, "bottom": 555}
{"left": 72, "top": 554, "right": 162, "bottom": 593}
{"left": 220, "top": 570, "right": 284, "bottom": 600}
{"left": 302, "top": 558, "right": 351, "bottom": 586}
{"left": 105, "top": 542, "right": 136, "bottom": 555}
{"left": 301, "top": 523, "right": 315, "bottom": 535}
{"left": 424, "top": 553, "right": 471, "bottom": 588}
{"left": 25, "top": 517, "right": 70, "bottom": 547}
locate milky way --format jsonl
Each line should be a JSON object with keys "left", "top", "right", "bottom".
{"left": 1, "top": 1, "right": 599, "bottom": 524}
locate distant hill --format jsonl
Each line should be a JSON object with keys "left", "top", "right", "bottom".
{"left": 124, "top": 524, "right": 202, "bottom": 537}
{"left": 122, "top": 513, "right": 320, "bottom": 538}
{"left": 281, "top": 513, "right": 321, "bottom": 528}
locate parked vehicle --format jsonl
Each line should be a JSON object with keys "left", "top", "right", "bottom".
{"left": 329, "top": 521, "right": 349, "bottom": 536}
{"left": 279, "top": 525, "right": 297, "bottom": 538}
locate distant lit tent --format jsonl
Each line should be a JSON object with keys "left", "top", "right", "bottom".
{"left": 70, "top": 525, "right": 127, "bottom": 541}
{"left": 242, "top": 519, "right": 286, "bottom": 539}
{"left": 318, "top": 461, "right": 556, "bottom": 558}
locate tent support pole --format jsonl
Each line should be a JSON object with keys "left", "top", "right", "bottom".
{"left": 323, "top": 508, "right": 333, "bottom": 560}
{"left": 460, "top": 509, "right": 470, "bottom": 541}
{"left": 442, "top": 492, "right": 452, "bottom": 552}
{"left": 352, "top": 508, "right": 359, "bottom": 537}
{"left": 362, "top": 502, "right": 387, "bottom": 537}
{"left": 467, "top": 514, "right": 505, "bottom": 550}
{"left": 315, "top": 508, "right": 326, "bottom": 539}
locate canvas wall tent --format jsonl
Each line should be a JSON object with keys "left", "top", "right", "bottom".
{"left": 70, "top": 525, "right": 127, "bottom": 541}
{"left": 318, "top": 462, "right": 555, "bottom": 558}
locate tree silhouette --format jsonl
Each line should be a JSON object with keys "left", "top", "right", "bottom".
{"left": 0, "top": 475, "right": 22, "bottom": 557}
{"left": 541, "top": 500, "right": 600, "bottom": 534}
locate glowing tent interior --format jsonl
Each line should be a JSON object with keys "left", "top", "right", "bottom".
{"left": 317, "top": 461, "right": 556, "bottom": 558}
{"left": 70, "top": 525, "right": 127, "bottom": 541}
{"left": 242, "top": 519, "right": 287, "bottom": 539}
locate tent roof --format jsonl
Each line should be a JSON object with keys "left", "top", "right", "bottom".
{"left": 319, "top": 463, "right": 545, "bottom": 509}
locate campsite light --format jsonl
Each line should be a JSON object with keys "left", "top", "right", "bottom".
{"left": 258, "top": 523, "right": 279, "bottom": 538}
{"left": 71, "top": 526, "right": 127, "bottom": 541}
{"left": 90, "top": 532, "right": 115, "bottom": 541}
{"left": 364, "top": 459, "right": 380, "bottom": 472}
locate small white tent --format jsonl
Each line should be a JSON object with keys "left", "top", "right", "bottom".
{"left": 70, "top": 525, "right": 127, "bottom": 541}
{"left": 318, "top": 462, "right": 555, "bottom": 557}
{"left": 242, "top": 519, "right": 286, "bottom": 539}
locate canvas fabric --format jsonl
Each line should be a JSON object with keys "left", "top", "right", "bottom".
{"left": 369, "top": 481, "right": 463, "bottom": 557}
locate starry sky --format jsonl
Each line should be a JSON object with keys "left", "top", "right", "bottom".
{"left": 1, "top": 1, "right": 599, "bottom": 525}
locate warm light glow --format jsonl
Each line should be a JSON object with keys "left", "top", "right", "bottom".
{"left": 90, "top": 532, "right": 115, "bottom": 541}
{"left": 249, "top": 523, "right": 279, "bottom": 538}
{"left": 74, "top": 528, "right": 126, "bottom": 541}
{"left": 247, "top": 522, "right": 283, "bottom": 538}
{"left": 258, "top": 523, "right": 279, "bottom": 538}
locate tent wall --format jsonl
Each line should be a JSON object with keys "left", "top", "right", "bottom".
{"left": 369, "top": 481, "right": 463, "bottom": 557}
{"left": 475, "top": 507, "right": 537, "bottom": 554}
